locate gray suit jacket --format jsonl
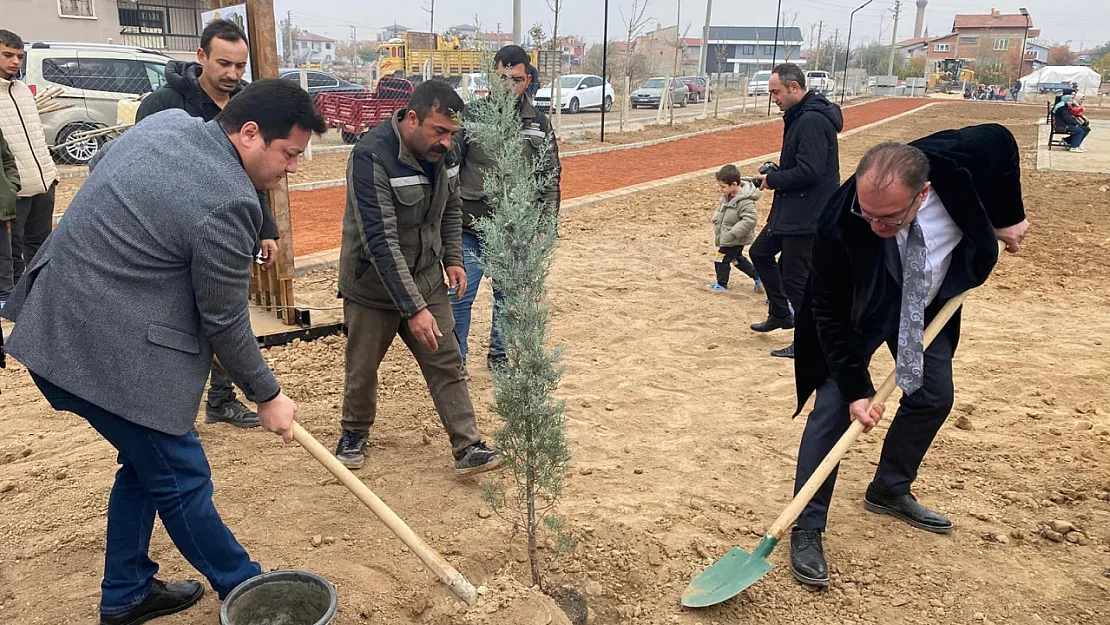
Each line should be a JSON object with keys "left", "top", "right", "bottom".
{"left": 0, "top": 109, "right": 280, "bottom": 435}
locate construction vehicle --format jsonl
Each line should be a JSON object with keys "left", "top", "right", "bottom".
{"left": 372, "top": 31, "right": 538, "bottom": 88}
{"left": 929, "top": 59, "right": 976, "bottom": 94}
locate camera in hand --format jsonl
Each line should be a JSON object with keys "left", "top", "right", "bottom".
{"left": 758, "top": 161, "right": 780, "bottom": 176}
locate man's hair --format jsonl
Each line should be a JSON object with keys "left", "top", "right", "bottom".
{"left": 772, "top": 63, "right": 806, "bottom": 90}
{"left": 201, "top": 19, "right": 247, "bottom": 54}
{"left": 408, "top": 80, "right": 464, "bottom": 123}
{"left": 494, "top": 44, "right": 532, "bottom": 71}
{"left": 0, "top": 30, "right": 24, "bottom": 50}
{"left": 216, "top": 79, "right": 327, "bottom": 142}
{"left": 855, "top": 142, "right": 931, "bottom": 192}
{"left": 716, "top": 164, "right": 743, "bottom": 185}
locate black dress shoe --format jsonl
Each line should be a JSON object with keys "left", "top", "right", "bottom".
{"left": 789, "top": 529, "right": 830, "bottom": 588}
{"left": 770, "top": 344, "right": 795, "bottom": 358}
{"left": 100, "top": 579, "right": 204, "bottom": 625}
{"left": 863, "top": 485, "right": 953, "bottom": 534}
{"left": 750, "top": 315, "right": 795, "bottom": 333}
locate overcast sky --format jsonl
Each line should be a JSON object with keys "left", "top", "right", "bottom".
{"left": 274, "top": 0, "right": 1110, "bottom": 51}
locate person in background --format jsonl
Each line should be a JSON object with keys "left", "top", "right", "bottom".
{"left": 136, "top": 18, "right": 280, "bottom": 430}
{"left": 707, "top": 164, "right": 760, "bottom": 292}
{"left": 0, "top": 30, "right": 58, "bottom": 288}
{"left": 1054, "top": 95, "right": 1089, "bottom": 153}
{"left": 334, "top": 81, "right": 503, "bottom": 476}
{"left": 749, "top": 63, "right": 843, "bottom": 359}
{"left": 1, "top": 79, "right": 323, "bottom": 625}
{"left": 453, "top": 44, "right": 561, "bottom": 370}
{"left": 1, "top": 127, "right": 20, "bottom": 308}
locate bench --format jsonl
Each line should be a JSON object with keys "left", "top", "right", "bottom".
{"left": 1047, "top": 102, "right": 1073, "bottom": 150}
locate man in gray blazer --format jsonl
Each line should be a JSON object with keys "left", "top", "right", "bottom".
{"left": 0, "top": 79, "right": 325, "bottom": 625}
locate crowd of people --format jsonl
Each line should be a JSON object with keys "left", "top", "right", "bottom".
{"left": 0, "top": 20, "right": 1032, "bottom": 625}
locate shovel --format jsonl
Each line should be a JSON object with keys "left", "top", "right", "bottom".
{"left": 681, "top": 272, "right": 987, "bottom": 608}
{"left": 211, "top": 360, "right": 478, "bottom": 605}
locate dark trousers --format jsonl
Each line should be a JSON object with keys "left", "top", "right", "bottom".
{"left": 12, "top": 185, "right": 56, "bottom": 283}
{"left": 0, "top": 220, "right": 12, "bottom": 300}
{"left": 341, "top": 283, "right": 481, "bottom": 456}
{"left": 206, "top": 366, "right": 238, "bottom": 407}
{"left": 31, "top": 373, "right": 261, "bottom": 614}
{"left": 793, "top": 327, "right": 955, "bottom": 532}
{"left": 714, "top": 245, "right": 758, "bottom": 288}
{"left": 749, "top": 226, "right": 814, "bottom": 319}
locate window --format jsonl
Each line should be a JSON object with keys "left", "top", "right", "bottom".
{"left": 994, "top": 39, "right": 1009, "bottom": 51}
{"left": 742, "top": 45, "right": 755, "bottom": 55}
{"left": 307, "top": 72, "right": 339, "bottom": 89}
{"left": 934, "top": 43, "right": 950, "bottom": 52}
{"left": 762, "top": 45, "right": 775, "bottom": 56}
{"left": 584, "top": 76, "right": 603, "bottom": 88}
{"left": 144, "top": 62, "right": 168, "bottom": 91}
{"left": 42, "top": 57, "right": 153, "bottom": 94}
{"left": 58, "top": 0, "right": 95, "bottom": 18}
{"left": 959, "top": 36, "right": 978, "bottom": 44}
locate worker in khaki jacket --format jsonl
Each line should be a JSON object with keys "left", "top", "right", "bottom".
{"left": 0, "top": 30, "right": 58, "bottom": 290}
{"left": 335, "top": 80, "right": 503, "bottom": 476}
{"left": 452, "top": 44, "right": 561, "bottom": 370}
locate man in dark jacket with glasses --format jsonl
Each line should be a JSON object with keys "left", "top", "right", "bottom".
{"left": 785, "top": 124, "right": 1029, "bottom": 589}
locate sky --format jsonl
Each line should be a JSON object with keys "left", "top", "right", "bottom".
{"left": 273, "top": 0, "right": 1110, "bottom": 52}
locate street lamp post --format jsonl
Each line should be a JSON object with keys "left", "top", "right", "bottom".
{"left": 601, "top": 0, "right": 610, "bottom": 142}
{"left": 767, "top": 0, "right": 783, "bottom": 115}
{"left": 1018, "top": 7, "right": 1030, "bottom": 99}
{"left": 842, "top": 0, "right": 874, "bottom": 106}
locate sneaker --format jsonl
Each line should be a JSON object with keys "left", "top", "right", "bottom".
{"left": 335, "top": 429, "right": 369, "bottom": 469}
{"left": 1070, "top": 147, "right": 1087, "bottom": 153}
{"left": 100, "top": 579, "right": 204, "bottom": 625}
{"left": 205, "top": 398, "right": 259, "bottom": 428}
{"left": 707, "top": 283, "right": 728, "bottom": 292}
{"left": 454, "top": 441, "right": 504, "bottom": 476}
{"left": 753, "top": 278, "right": 762, "bottom": 292}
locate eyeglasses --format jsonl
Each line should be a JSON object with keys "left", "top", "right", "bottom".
{"left": 499, "top": 74, "right": 527, "bottom": 84}
{"left": 850, "top": 186, "right": 925, "bottom": 227}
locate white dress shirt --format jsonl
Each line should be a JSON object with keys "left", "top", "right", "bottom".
{"left": 896, "top": 188, "right": 963, "bottom": 306}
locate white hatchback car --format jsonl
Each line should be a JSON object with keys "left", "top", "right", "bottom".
{"left": 533, "top": 74, "right": 614, "bottom": 114}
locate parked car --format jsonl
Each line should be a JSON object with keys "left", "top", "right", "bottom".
{"left": 456, "top": 73, "right": 490, "bottom": 103}
{"left": 19, "top": 41, "right": 171, "bottom": 164}
{"left": 678, "top": 76, "right": 712, "bottom": 104}
{"left": 630, "top": 77, "right": 689, "bottom": 109}
{"left": 533, "top": 74, "right": 614, "bottom": 114}
{"left": 278, "top": 68, "right": 366, "bottom": 98}
{"left": 747, "top": 70, "right": 772, "bottom": 96}
{"left": 805, "top": 70, "right": 835, "bottom": 94}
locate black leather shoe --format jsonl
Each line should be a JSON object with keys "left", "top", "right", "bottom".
{"left": 863, "top": 485, "right": 953, "bottom": 534}
{"left": 789, "top": 529, "right": 830, "bottom": 587}
{"left": 100, "top": 579, "right": 203, "bottom": 625}
{"left": 771, "top": 344, "right": 795, "bottom": 358}
{"left": 750, "top": 315, "right": 795, "bottom": 333}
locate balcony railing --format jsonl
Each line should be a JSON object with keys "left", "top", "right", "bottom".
{"left": 117, "top": 1, "right": 203, "bottom": 52}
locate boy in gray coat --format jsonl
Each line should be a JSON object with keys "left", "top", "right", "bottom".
{"left": 709, "top": 164, "right": 761, "bottom": 291}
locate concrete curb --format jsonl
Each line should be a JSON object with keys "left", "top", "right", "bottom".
{"left": 291, "top": 100, "right": 938, "bottom": 274}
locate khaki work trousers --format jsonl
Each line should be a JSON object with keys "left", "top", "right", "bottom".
{"left": 341, "top": 283, "right": 481, "bottom": 456}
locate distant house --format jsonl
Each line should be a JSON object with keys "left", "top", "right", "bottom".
{"left": 921, "top": 10, "right": 1041, "bottom": 76}
{"left": 896, "top": 36, "right": 934, "bottom": 62}
{"left": 381, "top": 23, "right": 410, "bottom": 42}
{"left": 451, "top": 24, "right": 479, "bottom": 39}
{"left": 682, "top": 37, "right": 702, "bottom": 70}
{"left": 294, "top": 30, "right": 336, "bottom": 62}
{"left": 705, "top": 26, "right": 806, "bottom": 75}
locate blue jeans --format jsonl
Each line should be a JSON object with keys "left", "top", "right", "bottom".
{"left": 450, "top": 230, "right": 505, "bottom": 362}
{"left": 31, "top": 373, "right": 261, "bottom": 614}
{"left": 1066, "top": 124, "right": 1089, "bottom": 148}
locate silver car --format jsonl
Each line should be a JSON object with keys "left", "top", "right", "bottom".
{"left": 630, "top": 77, "right": 689, "bottom": 109}
{"left": 21, "top": 41, "right": 171, "bottom": 164}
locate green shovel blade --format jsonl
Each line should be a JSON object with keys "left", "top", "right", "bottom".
{"left": 681, "top": 535, "right": 779, "bottom": 608}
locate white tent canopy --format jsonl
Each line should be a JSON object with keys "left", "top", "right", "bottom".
{"left": 1019, "top": 66, "right": 1102, "bottom": 96}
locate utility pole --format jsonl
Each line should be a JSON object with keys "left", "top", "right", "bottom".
{"left": 285, "top": 10, "right": 294, "bottom": 64}
{"left": 513, "top": 0, "right": 522, "bottom": 44}
{"left": 830, "top": 29, "right": 839, "bottom": 82}
{"left": 815, "top": 20, "right": 823, "bottom": 69}
{"left": 699, "top": 0, "right": 713, "bottom": 79}
{"left": 887, "top": 0, "right": 901, "bottom": 75}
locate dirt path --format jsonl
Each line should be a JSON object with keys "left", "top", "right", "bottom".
{"left": 3, "top": 102, "right": 1108, "bottom": 625}
{"left": 286, "top": 98, "right": 930, "bottom": 257}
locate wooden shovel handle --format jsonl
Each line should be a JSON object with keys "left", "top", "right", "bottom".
{"left": 766, "top": 240, "right": 1003, "bottom": 539}
{"left": 291, "top": 422, "right": 478, "bottom": 605}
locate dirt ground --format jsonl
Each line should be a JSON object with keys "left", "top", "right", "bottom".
{"left": 3, "top": 101, "right": 1110, "bottom": 625}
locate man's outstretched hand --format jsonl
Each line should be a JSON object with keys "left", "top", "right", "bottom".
{"left": 996, "top": 219, "right": 1029, "bottom": 253}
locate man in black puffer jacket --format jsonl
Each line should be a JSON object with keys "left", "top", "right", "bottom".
{"left": 136, "top": 19, "right": 279, "bottom": 429}
{"left": 751, "top": 63, "right": 843, "bottom": 359}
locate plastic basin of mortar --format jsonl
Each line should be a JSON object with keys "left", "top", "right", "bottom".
{"left": 220, "top": 570, "right": 338, "bottom": 625}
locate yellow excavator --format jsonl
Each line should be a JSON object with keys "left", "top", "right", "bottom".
{"left": 929, "top": 59, "right": 976, "bottom": 93}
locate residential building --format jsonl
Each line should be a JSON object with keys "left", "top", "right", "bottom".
{"left": 682, "top": 37, "right": 702, "bottom": 70}
{"left": 6, "top": 0, "right": 210, "bottom": 61}
{"left": 380, "top": 23, "right": 410, "bottom": 42}
{"left": 896, "top": 36, "right": 933, "bottom": 62}
{"left": 450, "top": 24, "right": 479, "bottom": 39}
{"left": 294, "top": 30, "right": 336, "bottom": 63}
{"left": 705, "top": 26, "right": 805, "bottom": 75}
{"left": 922, "top": 10, "right": 1040, "bottom": 76}
{"left": 1025, "top": 41, "right": 1049, "bottom": 70}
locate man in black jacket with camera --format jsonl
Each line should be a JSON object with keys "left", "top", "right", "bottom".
{"left": 751, "top": 64, "right": 843, "bottom": 358}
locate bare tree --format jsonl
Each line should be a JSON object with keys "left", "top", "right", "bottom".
{"left": 781, "top": 11, "right": 799, "bottom": 62}
{"left": 714, "top": 42, "right": 727, "bottom": 117}
{"left": 619, "top": 0, "right": 652, "bottom": 130}
{"left": 547, "top": 0, "right": 564, "bottom": 132}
